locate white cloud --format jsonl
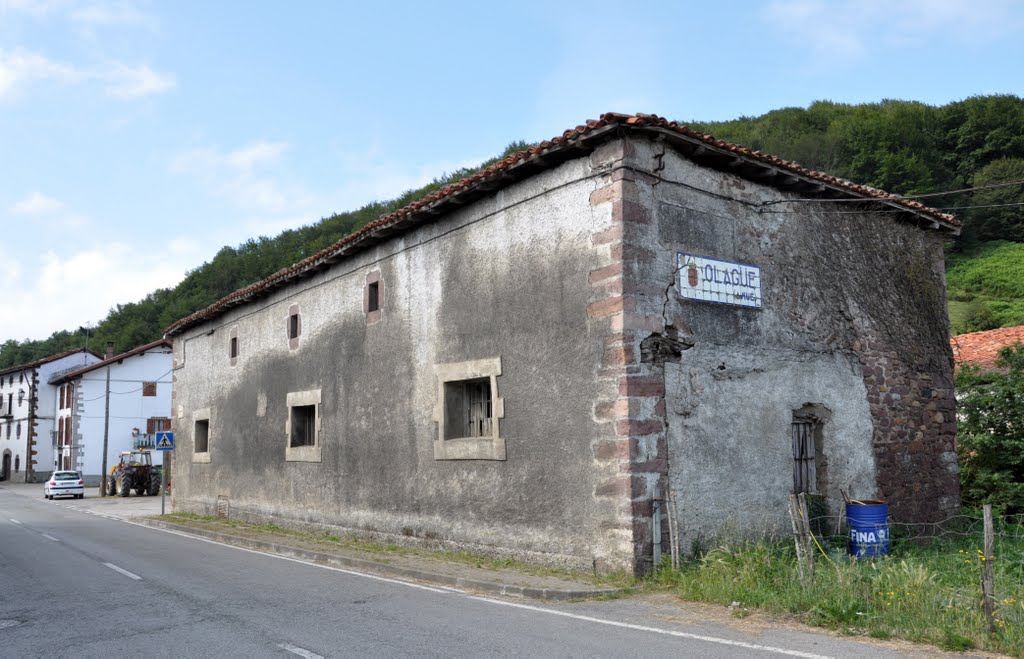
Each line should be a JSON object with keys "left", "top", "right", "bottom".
{"left": 762, "top": 0, "right": 1020, "bottom": 66}
{"left": 171, "top": 141, "right": 302, "bottom": 213}
{"left": 0, "top": 47, "right": 173, "bottom": 100}
{"left": 104, "top": 62, "right": 174, "bottom": 98}
{"left": 2, "top": 0, "right": 153, "bottom": 27}
{"left": 0, "top": 48, "right": 79, "bottom": 98}
{"left": 226, "top": 142, "right": 289, "bottom": 170}
{"left": 11, "top": 191, "right": 64, "bottom": 214}
{"left": 70, "top": 2, "right": 151, "bottom": 27}
{"left": 9, "top": 191, "right": 88, "bottom": 228}
{"left": 0, "top": 240, "right": 201, "bottom": 341}
{"left": 0, "top": 245, "right": 22, "bottom": 282}
{"left": 0, "top": 0, "right": 68, "bottom": 17}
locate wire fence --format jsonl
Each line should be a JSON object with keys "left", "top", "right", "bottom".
{"left": 790, "top": 496, "right": 1023, "bottom": 634}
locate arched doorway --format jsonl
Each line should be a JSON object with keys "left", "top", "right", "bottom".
{"left": 1, "top": 450, "right": 10, "bottom": 481}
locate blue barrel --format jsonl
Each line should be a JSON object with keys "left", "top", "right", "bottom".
{"left": 847, "top": 502, "right": 890, "bottom": 558}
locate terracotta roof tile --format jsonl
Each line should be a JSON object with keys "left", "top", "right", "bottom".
{"left": 0, "top": 347, "right": 102, "bottom": 378}
{"left": 950, "top": 325, "right": 1024, "bottom": 371}
{"left": 50, "top": 339, "right": 172, "bottom": 384}
{"left": 166, "top": 112, "right": 959, "bottom": 337}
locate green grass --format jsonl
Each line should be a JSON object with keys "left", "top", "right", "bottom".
{"left": 646, "top": 530, "right": 1024, "bottom": 655}
{"left": 162, "top": 512, "right": 1024, "bottom": 652}
{"left": 947, "top": 240, "right": 1024, "bottom": 334}
{"left": 158, "top": 512, "right": 627, "bottom": 587}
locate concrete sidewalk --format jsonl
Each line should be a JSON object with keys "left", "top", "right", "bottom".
{"left": 1, "top": 480, "right": 618, "bottom": 601}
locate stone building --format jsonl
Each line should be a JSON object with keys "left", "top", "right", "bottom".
{"left": 166, "top": 113, "right": 961, "bottom": 573}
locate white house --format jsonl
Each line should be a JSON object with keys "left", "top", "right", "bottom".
{"left": 0, "top": 348, "right": 102, "bottom": 482}
{"left": 50, "top": 339, "right": 173, "bottom": 486}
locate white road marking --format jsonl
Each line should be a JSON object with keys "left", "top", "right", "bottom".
{"left": 103, "top": 563, "right": 142, "bottom": 580}
{"left": 277, "top": 643, "right": 324, "bottom": 658}
{"left": 41, "top": 534, "right": 59, "bottom": 542}
{"left": 79, "top": 516, "right": 833, "bottom": 657}
{"left": 467, "top": 596, "right": 833, "bottom": 658}
{"left": 9, "top": 519, "right": 21, "bottom": 524}
{"left": 132, "top": 522, "right": 459, "bottom": 594}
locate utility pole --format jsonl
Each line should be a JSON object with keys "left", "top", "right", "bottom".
{"left": 99, "top": 342, "right": 112, "bottom": 496}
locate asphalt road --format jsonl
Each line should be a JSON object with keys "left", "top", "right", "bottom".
{"left": 0, "top": 487, "right": 943, "bottom": 658}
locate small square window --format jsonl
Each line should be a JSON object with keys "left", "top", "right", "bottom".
{"left": 444, "top": 378, "right": 492, "bottom": 439}
{"left": 194, "top": 419, "right": 210, "bottom": 453}
{"left": 290, "top": 405, "right": 316, "bottom": 447}
{"left": 192, "top": 408, "right": 211, "bottom": 463}
{"left": 286, "top": 305, "right": 302, "bottom": 350}
{"left": 286, "top": 389, "right": 321, "bottom": 462}
{"left": 433, "top": 357, "right": 505, "bottom": 461}
{"left": 142, "top": 382, "right": 157, "bottom": 397}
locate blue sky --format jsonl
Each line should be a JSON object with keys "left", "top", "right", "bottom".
{"left": 1, "top": 0, "right": 1022, "bottom": 341}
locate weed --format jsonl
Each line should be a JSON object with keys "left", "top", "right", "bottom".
{"left": 939, "top": 628, "right": 975, "bottom": 652}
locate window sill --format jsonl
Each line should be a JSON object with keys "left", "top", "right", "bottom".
{"left": 286, "top": 444, "right": 321, "bottom": 462}
{"left": 433, "top": 436, "right": 506, "bottom": 461}
{"left": 192, "top": 452, "right": 211, "bottom": 464}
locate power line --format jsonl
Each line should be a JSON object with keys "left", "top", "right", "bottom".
{"left": 758, "top": 200, "right": 1024, "bottom": 216}
{"left": 758, "top": 178, "right": 1024, "bottom": 208}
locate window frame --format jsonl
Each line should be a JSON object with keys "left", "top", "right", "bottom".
{"left": 192, "top": 408, "right": 211, "bottom": 463}
{"left": 364, "top": 270, "right": 384, "bottom": 323}
{"left": 433, "top": 357, "right": 505, "bottom": 460}
{"left": 287, "top": 304, "right": 301, "bottom": 350}
{"left": 285, "top": 389, "right": 321, "bottom": 462}
{"left": 229, "top": 326, "right": 240, "bottom": 366}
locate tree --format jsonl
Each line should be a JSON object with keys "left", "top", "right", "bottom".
{"left": 956, "top": 343, "right": 1024, "bottom": 513}
{"left": 968, "top": 158, "right": 1024, "bottom": 242}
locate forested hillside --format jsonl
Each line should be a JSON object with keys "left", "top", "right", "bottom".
{"left": 3, "top": 97, "right": 1023, "bottom": 368}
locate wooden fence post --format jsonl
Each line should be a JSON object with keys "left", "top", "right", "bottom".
{"left": 789, "top": 494, "right": 807, "bottom": 588}
{"left": 982, "top": 504, "right": 996, "bottom": 633}
{"left": 798, "top": 493, "right": 815, "bottom": 581}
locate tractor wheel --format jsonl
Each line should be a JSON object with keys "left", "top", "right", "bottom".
{"left": 117, "top": 474, "right": 130, "bottom": 497}
{"left": 107, "top": 475, "right": 117, "bottom": 496}
{"left": 149, "top": 472, "right": 161, "bottom": 496}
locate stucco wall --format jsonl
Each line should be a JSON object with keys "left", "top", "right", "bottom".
{"left": 66, "top": 350, "right": 172, "bottom": 483}
{"left": 618, "top": 138, "right": 959, "bottom": 551}
{"left": 170, "top": 134, "right": 960, "bottom": 572}
{"left": 0, "top": 368, "right": 32, "bottom": 481}
{"left": 171, "top": 156, "right": 622, "bottom": 569}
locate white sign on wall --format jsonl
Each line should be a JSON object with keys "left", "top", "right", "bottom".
{"left": 676, "top": 253, "right": 763, "bottom": 308}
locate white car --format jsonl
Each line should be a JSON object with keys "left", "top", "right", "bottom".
{"left": 44, "top": 471, "right": 85, "bottom": 500}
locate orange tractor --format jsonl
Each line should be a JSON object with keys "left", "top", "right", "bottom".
{"left": 107, "top": 450, "right": 162, "bottom": 497}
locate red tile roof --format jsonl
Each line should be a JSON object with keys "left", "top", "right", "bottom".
{"left": 50, "top": 339, "right": 172, "bottom": 384}
{"left": 951, "top": 326, "right": 1024, "bottom": 371}
{"left": 0, "top": 347, "right": 102, "bottom": 377}
{"left": 165, "top": 112, "right": 959, "bottom": 337}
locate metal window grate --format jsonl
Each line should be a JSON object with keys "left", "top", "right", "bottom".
{"left": 444, "top": 378, "right": 493, "bottom": 439}
{"left": 792, "top": 420, "right": 816, "bottom": 494}
{"left": 465, "top": 380, "right": 492, "bottom": 438}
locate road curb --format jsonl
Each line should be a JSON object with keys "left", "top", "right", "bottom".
{"left": 139, "top": 519, "right": 621, "bottom": 601}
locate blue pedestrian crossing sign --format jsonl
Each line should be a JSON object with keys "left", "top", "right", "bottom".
{"left": 155, "top": 431, "right": 175, "bottom": 451}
